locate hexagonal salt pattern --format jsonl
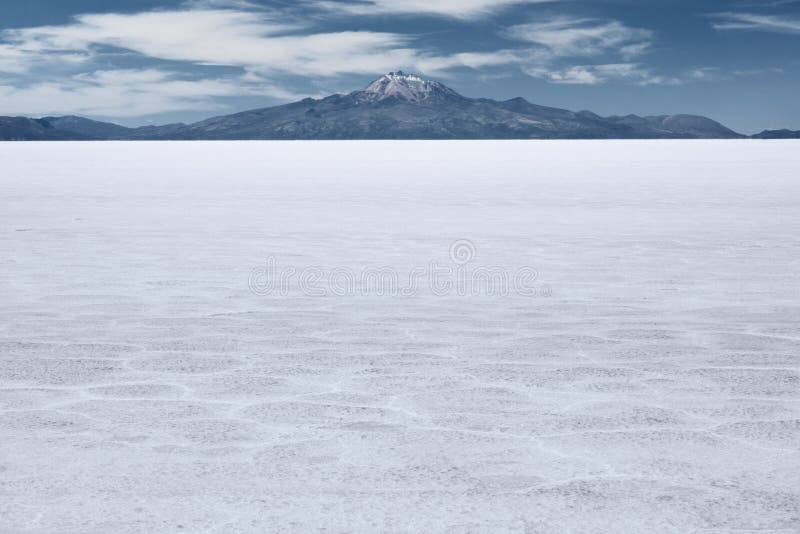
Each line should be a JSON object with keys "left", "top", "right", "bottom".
{"left": 0, "top": 141, "right": 798, "bottom": 533}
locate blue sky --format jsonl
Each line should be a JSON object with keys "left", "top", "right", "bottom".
{"left": 1, "top": 0, "right": 798, "bottom": 133}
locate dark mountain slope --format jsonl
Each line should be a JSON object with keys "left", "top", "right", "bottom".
{"left": 0, "top": 117, "right": 92, "bottom": 140}
{"left": 123, "top": 72, "right": 744, "bottom": 140}
{"left": 607, "top": 114, "right": 742, "bottom": 139}
{"left": 41, "top": 116, "right": 133, "bottom": 139}
{"left": 0, "top": 72, "right": 766, "bottom": 140}
{"left": 752, "top": 129, "right": 800, "bottom": 139}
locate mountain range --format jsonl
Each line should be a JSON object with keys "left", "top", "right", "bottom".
{"left": 0, "top": 72, "right": 796, "bottom": 140}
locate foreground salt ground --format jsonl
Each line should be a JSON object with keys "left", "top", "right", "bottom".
{"left": 0, "top": 140, "right": 798, "bottom": 533}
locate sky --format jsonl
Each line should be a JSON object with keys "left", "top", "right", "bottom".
{"left": 0, "top": 0, "right": 798, "bottom": 133}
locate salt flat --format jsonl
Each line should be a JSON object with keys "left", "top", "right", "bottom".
{"left": 0, "top": 141, "right": 798, "bottom": 533}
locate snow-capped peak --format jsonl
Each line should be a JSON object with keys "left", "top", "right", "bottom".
{"left": 360, "top": 71, "right": 459, "bottom": 103}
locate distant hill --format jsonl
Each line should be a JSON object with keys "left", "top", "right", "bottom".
{"left": 0, "top": 117, "right": 92, "bottom": 141}
{"left": 752, "top": 129, "right": 800, "bottom": 139}
{"left": 41, "top": 116, "right": 135, "bottom": 139}
{"left": 1, "top": 71, "right": 788, "bottom": 141}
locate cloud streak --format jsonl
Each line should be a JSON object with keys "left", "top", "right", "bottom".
{"left": 507, "top": 17, "right": 653, "bottom": 58}
{"left": 311, "top": 0, "right": 558, "bottom": 20}
{"left": 0, "top": 5, "right": 531, "bottom": 116}
{"left": 711, "top": 12, "right": 800, "bottom": 34}
{"left": 0, "top": 3, "right": 698, "bottom": 117}
{"left": 0, "top": 69, "right": 299, "bottom": 117}
{"left": 504, "top": 17, "right": 668, "bottom": 86}
{"left": 3, "top": 9, "right": 411, "bottom": 76}
{"left": 1, "top": 7, "right": 528, "bottom": 78}
{"left": 524, "top": 63, "right": 680, "bottom": 86}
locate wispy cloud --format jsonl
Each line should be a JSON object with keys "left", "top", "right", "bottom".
{"left": 1, "top": 7, "right": 528, "bottom": 78}
{"left": 0, "top": 44, "right": 89, "bottom": 74}
{"left": 2, "top": 9, "right": 410, "bottom": 76}
{"left": 524, "top": 62, "right": 780, "bottom": 87}
{"left": 730, "top": 0, "right": 800, "bottom": 8}
{"left": 0, "top": 4, "right": 529, "bottom": 116}
{"left": 711, "top": 12, "right": 800, "bottom": 34}
{"left": 310, "top": 0, "right": 559, "bottom": 20}
{"left": 503, "top": 17, "right": 667, "bottom": 86}
{"left": 417, "top": 50, "right": 530, "bottom": 75}
{"left": 0, "top": 2, "right": 720, "bottom": 118}
{"left": 524, "top": 63, "right": 680, "bottom": 86}
{"left": 507, "top": 17, "right": 653, "bottom": 57}
{"left": 0, "top": 69, "right": 297, "bottom": 117}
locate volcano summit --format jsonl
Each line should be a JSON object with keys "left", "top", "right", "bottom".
{"left": 1, "top": 72, "right": 746, "bottom": 140}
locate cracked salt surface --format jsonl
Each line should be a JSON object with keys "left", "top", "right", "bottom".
{"left": 0, "top": 140, "right": 798, "bottom": 533}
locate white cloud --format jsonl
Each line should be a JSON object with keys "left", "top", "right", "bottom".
{"left": 620, "top": 42, "right": 651, "bottom": 60}
{"left": 0, "top": 69, "right": 299, "bottom": 117}
{"left": 3, "top": 9, "right": 406, "bottom": 76}
{"left": 0, "top": 43, "right": 88, "bottom": 74}
{"left": 0, "top": 5, "right": 531, "bottom": 117}
{"left": 0, "top": 3, "right": 678, "bottom": 118}
{"left": 506, "top": 17, "right": 667, "bottom": 86}
{"left": 686, "top": 67, "right": 718, "bottom": 81}
{"left": 0, "top": 45, "right": 34, "bottom": 74}
{"left": 507, "top": 17, "right": 653, "bottom": 57}
{"left": 526, "top": 63, "right": 786, "bottom": 87}
{"left": 417, "top": 49, "right": 529, "bottom": 75}
{"left": 311, "top": 0, "right": 558, "bottom": 20}
{"left": 2, "top": 7, "right": 526, "bottom": 78}
{"left": 711, "top": 12, "right": 800, "bottom": 34}
{"left": 525, "top": 63, "right": 680, "bottom": 86}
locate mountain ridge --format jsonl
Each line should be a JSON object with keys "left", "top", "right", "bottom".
{"left": 752, "top": 129, "right": 800, "bottom": 139}
{"left": 0, "top": 72, "right": 790, "bottom": 141}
